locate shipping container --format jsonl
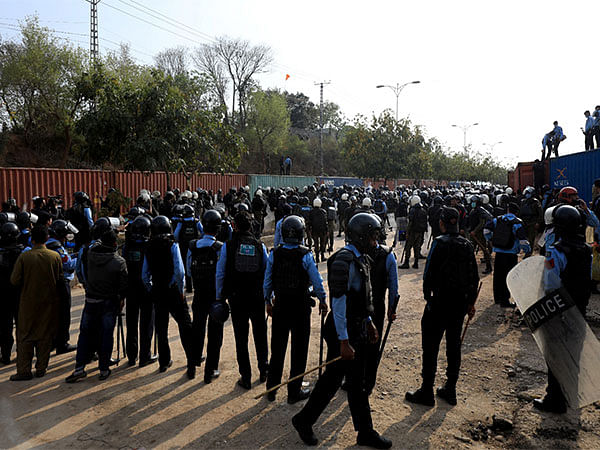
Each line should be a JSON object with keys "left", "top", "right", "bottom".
{"left": 0, "top": 167, "right": 247, "bottom": 211}
{"left": 248, "top": 174, "right": 316, "bottom": 198}
{"left": 507, "top": 160, "right": 548, "bottom": 192}
{"left": 317, "top": 176, "right": 362, "bottom": 191}
{"left": 549, "top": 150, "right": 600, "bottom": 204}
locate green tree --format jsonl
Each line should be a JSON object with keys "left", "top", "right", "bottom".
{"left": 243, "top": 89, "right": 290, "bottom": 173}
{"left": 0, "top": 16, "right": 89, "bottom": 167}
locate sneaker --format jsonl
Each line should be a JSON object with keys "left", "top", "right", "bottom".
{"left": 436, "top": 384, "right": 457, "bottom": 406}
{"left": 405, "top": 387, "right": 434, "bottom": 407}
{"left": 10, "top": 372, "right": 33, "bottom": 381}
{"left": 99, "top": 369, "right": 111, "bottom": 381}
{"left": 288, "top": 387, "right": 311, "bottom": 404}
{"left": 65, "top": 370, "right": 87, "bottom": 383}
{"left": 356, "top": 430, "right": 392, "bottom": 449}
{"left": 533, "top": 397, "right": 567, "bottom": 414}
{"left": 292, "top": 414, "right": 318, "bottom": 446}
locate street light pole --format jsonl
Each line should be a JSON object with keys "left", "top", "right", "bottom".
{"left": 376, "top": 81, "right": 420, "bottom": 121}
{"left": 452, "top": 122, "right": 479, "bottom": 153}
{"left": 483, "top": 141, "right": 503, "bottom": 153}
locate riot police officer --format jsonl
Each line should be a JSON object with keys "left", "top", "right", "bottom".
{"left": 174, "top": 204, "right": 199, "bottom": 293}
{"left": 142, "top": 216, "right": 196, "bottom": 378}
{"left": 67, "top": 191, "right": 93, "bottom": 251}
{"left": 292, "top": 213, "right": 392, "bottom": 449}
{"left": 365, "top": 218, "right": 398, "bottom": 394}
{"left": 399, "top": 195, "right": 428, "bottom": 269}
{"left": 123, "top": 216, "right": 157, "bottom": 367}
{"left": 0, "top": 223, "right": 24, "bottom": 364}
{"left": 323, "top": 197, "right": 337, "bottom": 253}
{"left": 47, "top": 220, "right": 77, "bottom": 354}
{"left": 535, "top": 205, "right": 592, "bottom": 413}
{"left": 468, "top": 195, "right": 493, "bottom": 274}
{"left": 216, "top": 211, "right": 269, "bottom": 389}
{"left": 263, "top": 215, "right": 327, "bottom": 403}
{"left": 519, "top": 186, "right": 543, "bottom": 257}
{"left": 187, "top": 210, "right": 225, "bottom": 384}
{"left": 406, "top": 207, "right": 479, "bottom": 407}
{"left": 309, "top": 198, "right": 328, "bottom": 263}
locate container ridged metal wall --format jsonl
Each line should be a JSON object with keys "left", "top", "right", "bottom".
{"left": 549, "top": 150, "right": 600, "bottom": 204}
{"left": 0, "top": 167, "right": 247, "bottom": 210}
{"left": 248, "top": 175, "right": 316, "bottom": 198}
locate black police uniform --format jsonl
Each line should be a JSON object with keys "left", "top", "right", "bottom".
{"left": 267, "top": 246, "right": 312, "bottom": 398}
{"left": 189, "top": 237, "right": 224, "bottom": 379}
{"left": 123, "top": 231, "right": 155, "bottom": 365}
{"left": 222, "top": 231, "right": 268, "bottom": 383}
{"left": 0, "top": 240, "right": 24, "bottom": 363}
{"left": 178, "top": 217, "right": 199, "bottom": 292}
{"left": 295, "top": 247, "right": 376, "bottom": 435}
{"left": 419, "top": 231, "right": 479, "bottom": 393}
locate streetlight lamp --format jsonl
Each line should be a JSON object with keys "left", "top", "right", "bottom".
{"left": 452, "top": 122, "right": 479, "bottom": 153}
{"left": 482, "top": 141, "right": 503, "bottom": 153}
{"left": 376, "top": 81, "right": 420, "bottom": 121}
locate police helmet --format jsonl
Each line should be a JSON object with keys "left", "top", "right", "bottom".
{"left": 127, "top": 206, "right": 145, "bottom": 221}
{"left": 172, "top": 204, "right": 184, "bottom": 219}
{"left": 346, "top": 213, "right": 381, "bottom": 252}
{"left": 152, "top": 191, "right": 161, "bottom": 199}
{"left": 49, "top": 220, "right": 70, "bottom": 239}
{"left": 151, "top": 216, "right": 172, "bottom": 236}
{"left": 0, "top": 222, "right": 19, "bottom": 243}
{"left": 350, "top": 195, "right": 357, "bottom": 204}
{"left": 74, "top": 191, "right": 89, "bottom": 203}
{"left": 481, "top": 194, "right": 490, "bottom": 205}
{"left": 299, "top": 196, "right": 309, "bottom": 206}
{"left": 202, "top": 209, "right": 222, "bottom": 234}
{"left": 16, "top": 212, "right": 32, "bottom": 230}
{"left": 164, "top": 191, "right": 175, "bottom": 202}
{"left": 341, "top": 193, "right": 349, "bottom": 201}
{"left": 321, "top": 197, "right": 331, "bottom": 208}
{"left": 129, "top": 216, "right": 151, "bottom": 240}
{"left": 313, "top": 197, "right": 322, "bottom": 208}
{"left": 409, "top": 195, "right": 421, "bottom": 207}
{"left": 0, "top": 212, "right": 8, "bottom": 225}
{"left": 182, "top": 204, "right": 195, "bottom": 218}
{"left": 290, "top": 195, "right": 299, "bottom": 204}
{"left": 523, "top": 186, "right": 535, "bottom": 198}
{"left": 544, "top": 205, "right": 556, "bottom": 225}
{"left": 469, "top": 195, "right": 481, "bottom": 207}
{"left": 237, "top": 203, "right": 249, "bottom": 213}
{"left": 362, "top": 197, "right": 372, "bottom": 207}
{"left": 281, "top": 215, "right": 305, "bottom": 245}
{"left": 440, "top": 206, "right": 460, "bottom": 233}
{"left": 505, "top": 187, "right": 513, "bottom": 195}
{"left": 433, "top": 195, "right": 443, "bottom": 205}
{"left": 91, "top": 217, "right": 113, "bottom": 241}
{"left": 209, "top": 301, "right": 230, "bottom": 324}
{"left": 553, "top": 205, "right": 583, "bottom": 235}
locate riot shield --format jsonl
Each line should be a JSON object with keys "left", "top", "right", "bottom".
{"left": 507, "top": 256, "right": 600, "bottom": 408}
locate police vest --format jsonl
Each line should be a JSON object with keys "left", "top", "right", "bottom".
{"left": 492, "top": 216, "right": 521, "bottom": 249}
{"left": 327, "top": 206, "right": 337, "bottom": 221}
{"left": 146, "top": 237, "right": 175, "bottom": 287}
{"left": 224, "top": 233, "right": 264, "bottom": 296}
{"left": 272, "top": 246, "right": 310, "bottom": 300}
{"left": 367, "top": 245, "right": 392, "bottom": 305}
{"left": 310, "top": 208, "right": 327, "bottom": 233}
{"left": 327, "top": 248, "right": 374, "bottom": 325}
{"left": 189, "top": 240, "right": 223, "bottom": 288}
{"left": 430, "top": 234, "right": 477, "bottom": 300}
{"left": 123, "top": 237, "right": 147, "bottom": 281}
{"left": 180, "top": 220, "right": 198, "bottom": 242}
{"left": 555, "top": 239, "right": 592, "bottom": 311}
{"left": 411, "top": 206, "right": 428, "bottom": 232}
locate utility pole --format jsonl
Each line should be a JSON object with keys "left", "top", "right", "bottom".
{"left": 86, "top": 0, "right": 101, "bottom": 62}
{"left": 315, "top": 81, "right": 330, "bottom": 176}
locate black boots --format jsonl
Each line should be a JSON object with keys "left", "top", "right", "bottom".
{"left": 405, "top": 386, "right": 434, "bottom": 406}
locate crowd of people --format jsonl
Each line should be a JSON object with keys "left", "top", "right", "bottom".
{"left": 0, "top": 179, "right": 597, "bottom": 447}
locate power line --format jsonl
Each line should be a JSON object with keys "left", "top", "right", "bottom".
{"left": 0, "top": 17, "right": 88, "bottom": 24}
{"left": 0, "top": 22, "right": 88, "bottom": 37}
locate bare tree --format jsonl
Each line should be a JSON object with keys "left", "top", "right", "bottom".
{"left": 155, "top": 46, "right": 188, "bottom": 78}
{"left": 193, "top": 37, "right": 272, "bottom": 130}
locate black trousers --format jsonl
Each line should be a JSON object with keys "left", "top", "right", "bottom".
{"left": 365, "top": 298, "right": 385, "bottom": 393}
{"left": 229, "top": 294, "right": 268, "bottom": 380}
{"left": 595, "top": 128, "right": 600, "bottom": 150}
{"left": 126, "top": 288, "right": 155, "bottom": 363}
{"left": 312, "top": 232, "right": 327, "bottom": 260}
{"left": 545, "top": 141, "right": 560, "bottom": 159}
{"left": 493, "top": 252, "right": 518, "bottom": 305}
{"left": 266, "top": 302, "right": 311, "bottom": 396}
{"left": 192, "top": 289, "right": 223, "bottom": 373}
{"left": 0, "top": 293, "right": 18, "bottom": 360}
{"left": 296, "top": 314, "right": 374, "bottom": 434}
{"left": 420, "top": 304, "right": 465, "bottom": 388}
{"left": 153, "top": 286, "right": 194, "bottom": 367}
{"left": 55, "top": 280, "right": 72, "bottom": 348}
{"left": 327, "top": 220, "right": 335, "bottom": 250}
{"left": 585, "top": 131, "right": 595, "bottom": 151}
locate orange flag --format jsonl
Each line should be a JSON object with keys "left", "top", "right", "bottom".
{"left": 285, "top": 74, "right": 290, "bottom": 81}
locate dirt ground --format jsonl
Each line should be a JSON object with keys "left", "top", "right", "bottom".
{"left": 2, "top": 227, "right": 600, "bottom": 449}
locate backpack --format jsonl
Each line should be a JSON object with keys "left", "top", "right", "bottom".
{"left": 491, "top": 216, "right": 519, "bottom": 249}
{"left": 412, "top": 207, "right": 428, "bottom": 232}
{"left": 436, "top": 235, "right": 476, "bottom": 296}
{"left": 190, "top": 240, "right": 223, "bottom": 284}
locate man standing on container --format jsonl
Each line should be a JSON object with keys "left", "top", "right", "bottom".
{"left": 583, "top": 110, "right": 595, "bottom": 151}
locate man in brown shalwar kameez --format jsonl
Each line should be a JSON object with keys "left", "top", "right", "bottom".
{"left": 9, "top": 226, "right": 64, "bottom": 380}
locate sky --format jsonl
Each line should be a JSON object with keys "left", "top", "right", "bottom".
{"left": 0, "top": 0, "right": 597, "bottom": 168}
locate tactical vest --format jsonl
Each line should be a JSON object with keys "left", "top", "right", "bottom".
{"left": 272, "top": 246, "right": 310, "bottom": 299}
{"left": 492, "top": 216, "right": 520, "bottom": 249}
{"left": 432, "top": 234, "right": 476, "bottom": 299}
{"left": 180, "top": 220, "right": 198, "bottom": 242}
{"left": 367, "top": 245, "right": 391, "bottom": 306}
{"left": 327, "top": 206, "right": 337, "bottom": 221}
{"left": 224, "top": 233, "right": 264, "bottom": 296}
{"left": 123, "top": 236, "right": 147, "bottom": 281}
{"left": 0, "top": 244, "right": 23, "bottom": 284}
{"left": 411, "top": 206, "right": 428, "bottom": 232}
{"left": 555, "top": 239, "right": 592, "bottom": 311}
{"left": 310, "top": 208, "right": 327, "bottom": 233}
{"left": 146, "top": 236, "right": 175, "bottom": 287}
{"left": 327, "top": 248, "right": 374, "bottom": 323}
{"left": 189, "top": 239, "right": 223, "bottom": 289}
